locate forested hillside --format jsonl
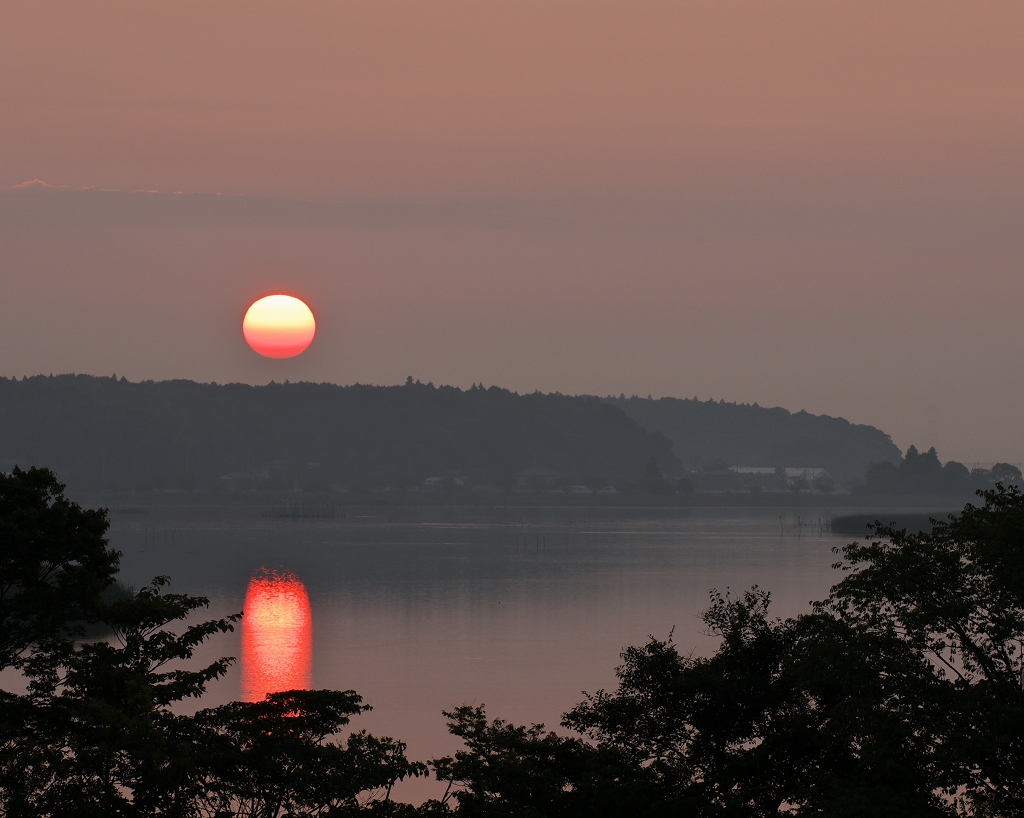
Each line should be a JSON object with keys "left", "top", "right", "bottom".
{"left": 0, "top": 375, "right": 678, "bottom": 492}
{"left": 607, "top": 395, "right": 902, "bottom": 481}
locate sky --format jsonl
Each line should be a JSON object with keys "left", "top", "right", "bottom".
{"left": 1, "top": 1, "right": 1023, "bottom": 464}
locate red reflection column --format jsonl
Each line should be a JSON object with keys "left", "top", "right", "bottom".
{"left": 240, "top": 570, "right": 312, "bottom": 702}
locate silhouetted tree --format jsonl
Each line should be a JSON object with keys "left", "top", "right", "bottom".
{"left": 0, "top": 469, "right": 427, "bottom": 817}
{"left": 639, "top": 455, "right": 672, "bottom": 495}
{"left": 824, "top": 485, "right": 1024, "bottom": 814}
{"left": 428, "top": 486, "right": 1024, "bottom": 817}
{"left": 812, "top": 473, "right": 836, "bottom": 494}
{"left": 195, "top": 691, "right": 426, "bottom": 816}
{"left": 0, "top": 467, "right": 117, "bottom": 669}
{"left": 787, "top": 476, "right": 809, "bottom": 494}
{"left": 993, "top": 462, "right": 1023, "bottom": 485}
{"left": 859, "top": 445, "right": 980, "bottom": 496}
{"left": 1, "top": 571, "right": 239, "bottom": 816}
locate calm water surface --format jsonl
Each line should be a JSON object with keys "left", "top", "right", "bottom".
{"left": 109, "top": 504, "right": 846, "bottom": 802}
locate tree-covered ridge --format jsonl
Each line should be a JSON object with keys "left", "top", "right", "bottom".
{"left": 606, "top": 394, "right": 902, "bottom": 481}
{"left": 0, "top": 375, "right": 678, "bottom": 492}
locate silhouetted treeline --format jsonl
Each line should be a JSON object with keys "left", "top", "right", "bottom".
{"left": 0, "top": 375, "right": 679, "bottom": 492}
{"left": 0, "top": 467, "right": 426, "bottom": 816}
{"left": 607, "top": 394, "right": 901, "bottom": 481}
{"left": 7, "top": 376, "right": 1014, "bottom": 499}
{"left": 857, "top": 444, "right": 1022, "bottom": 497}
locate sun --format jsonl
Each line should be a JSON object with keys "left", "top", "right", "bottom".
{"left": 243, "top": 295, "right": 316, "bottom": 359}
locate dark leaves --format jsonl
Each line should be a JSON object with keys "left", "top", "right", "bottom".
{"left": 0, "top": 466, "right": 118, "bottom": 668}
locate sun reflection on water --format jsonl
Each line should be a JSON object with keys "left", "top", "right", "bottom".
{"left": 240, "top": 570, "right": 312, "bottom": 702}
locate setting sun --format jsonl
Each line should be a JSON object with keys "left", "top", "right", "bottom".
{"left": 242, "top": 295, "right": 316, "bottom": 359}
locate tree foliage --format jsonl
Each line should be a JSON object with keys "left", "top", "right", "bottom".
{"left": 859, "top": 444, "right": 1021, "bottom": 497}
{"left": 429, "top": 487, "right": 1024, "bottom": 817}
{"left": 824, "top": 484, "right": 1024, "bottom": 813}
{"left": 5, "top": 468, "right": 1024, "bottom": 816}
{"left": 192, "top": 691, "right": 426, "bottom": 817}
{"left": 0, "top": 468, "right": 427, "bottom": 817}
{"left": 0, "top": 466, "right": 117, "bottom": 668}
{"left": 608, "top": 394, "right": 902, "bottom": 482}
{"left": 0, "top": 375, "right": 678, "bottom": 492}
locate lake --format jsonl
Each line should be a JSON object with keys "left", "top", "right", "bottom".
{"left": 107, "top": 503, "right": 848, "bottom": 802}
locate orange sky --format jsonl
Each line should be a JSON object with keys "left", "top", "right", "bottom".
{"left": 2, "top": 1, "right": 1023, "bottom": 462}
{"left": 4, "top": 1, "right": 1022, "bottom": 196}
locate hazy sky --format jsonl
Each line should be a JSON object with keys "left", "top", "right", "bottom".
{"left": 2, "top": 1, "right": 1023, "bottom": 463}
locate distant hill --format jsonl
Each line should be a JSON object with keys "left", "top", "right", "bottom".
{"left": 605, "top": 395, "right": 902, "bottom": 482}
{"left": 0, "top": 376, "right": 679, "bottom": 492}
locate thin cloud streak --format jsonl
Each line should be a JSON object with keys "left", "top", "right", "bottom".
{"left": 10, "top": 179, "right": 52, "bottom": 189}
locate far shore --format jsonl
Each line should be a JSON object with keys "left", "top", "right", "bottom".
{"left": 80, "top": 488, "right": 970, "bottom": 513}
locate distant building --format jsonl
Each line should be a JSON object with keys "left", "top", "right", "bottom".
{"left": 515, "top": 467, "right": 564, "bottom": 489}
{"left": 731, "top": 466, "right": 830, "bottom": 480}
{"left": 423, "top": 476, "right": 465, "bottom": 490}
{"left": 218, "top": 471, "right": 256, "bottom": 491}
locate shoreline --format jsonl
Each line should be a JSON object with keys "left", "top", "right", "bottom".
{"left": 81, "top": 488, "right": 971, "bottom": 513}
